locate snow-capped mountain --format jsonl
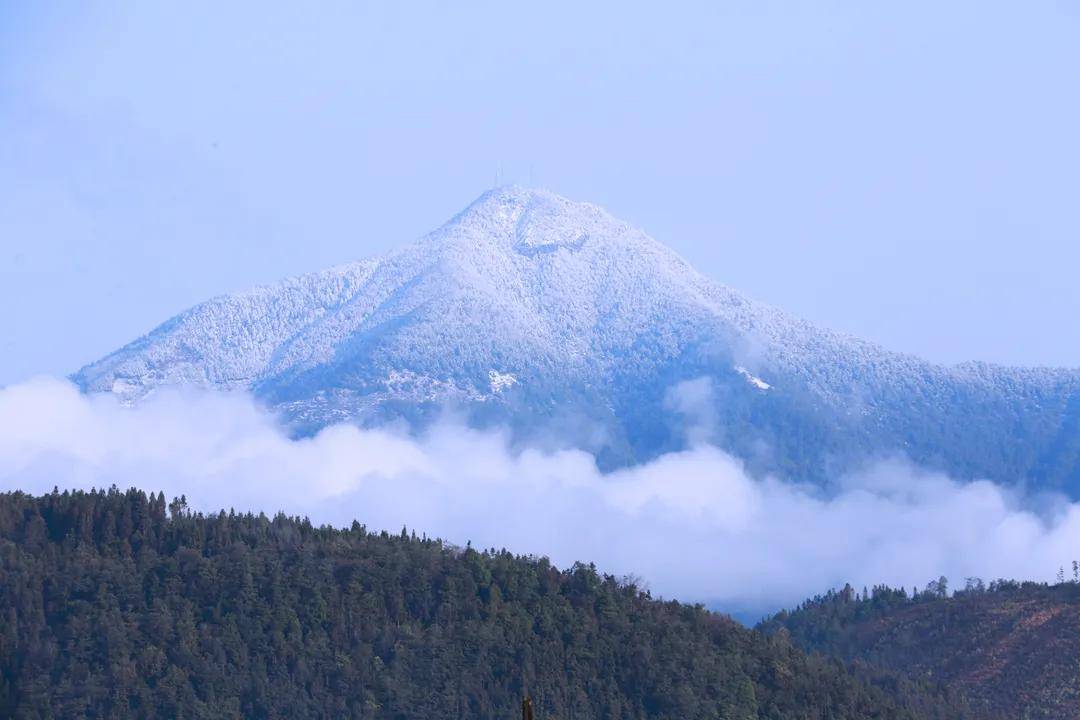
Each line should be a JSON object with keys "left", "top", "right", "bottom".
{"left": 75, "top": 187, "right": 1080, "bottom": 491}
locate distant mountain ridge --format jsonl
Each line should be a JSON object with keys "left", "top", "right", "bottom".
{"left": 75, "top": 187, "right": 1080, "bottom": 491}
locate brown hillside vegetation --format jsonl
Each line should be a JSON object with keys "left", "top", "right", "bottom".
{"left": 760, "top": 580, "right": 1080, "bottom": 719}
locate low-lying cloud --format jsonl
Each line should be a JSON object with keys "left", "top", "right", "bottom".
{"left": 2, "top": 377, "right": 1078, "bottom": 614}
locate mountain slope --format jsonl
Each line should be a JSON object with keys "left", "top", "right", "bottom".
{"left": 0, "top": 488, "right": 969, "bottom": 719}
{"left": 759, "top": 581, "right": 1080, "bottom": 720}
{"left": 74, "top": 187, "right": 1080, "bottom": 489}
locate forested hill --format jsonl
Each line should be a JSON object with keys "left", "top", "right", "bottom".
{"left": 0, "top": 488, "right": 967, "bottom": 720}
{"left": 759, "top": 579, "right": 1080, "bottom": 720}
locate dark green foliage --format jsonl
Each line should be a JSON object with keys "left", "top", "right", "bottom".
{"left": 760, "top": 580, "right": 1080, "bottom": 720}
{"left": 0, "top": 488, "right": 955, "bottom": 719}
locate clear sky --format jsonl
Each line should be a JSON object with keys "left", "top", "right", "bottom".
{"left": 2, "top": 1, "right": 1079, "bottom": 385}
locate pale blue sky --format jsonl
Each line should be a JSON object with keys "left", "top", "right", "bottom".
{"left": 2, "top": 1, "right": 1079, "bottom": 385}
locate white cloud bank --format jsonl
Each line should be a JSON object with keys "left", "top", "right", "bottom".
{"left": 2, "top": 377, "right": 1079, "bottom": 613}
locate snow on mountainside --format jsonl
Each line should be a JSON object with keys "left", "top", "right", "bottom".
{"left": 75, "top": 187, "right": 1080, "bottom": 491}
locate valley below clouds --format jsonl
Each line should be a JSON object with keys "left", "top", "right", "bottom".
{"left": 3, "top": 376, "right": 1077, "bottom": 615}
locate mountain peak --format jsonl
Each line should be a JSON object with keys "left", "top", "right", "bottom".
{"left": 73, "top": 188, "right": 1080, "bottom": 489}
{"left": 463, "top": 185, "right": 595, "bottom": 214}
{"left": 468, "top": 184, "right": 561, "bottom": 205}
{"left": 438, "top": 186, "right": 641, "bottom": 257}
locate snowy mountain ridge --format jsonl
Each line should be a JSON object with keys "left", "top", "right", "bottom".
{"left": 75, "top": 187, "right": 1080, "bottom": 490}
